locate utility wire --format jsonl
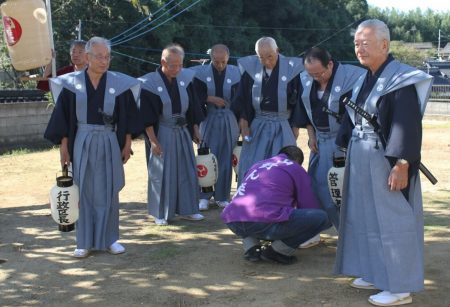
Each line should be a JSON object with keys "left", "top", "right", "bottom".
{"left": 111, "top": 0, "right": 190, "bottom": 45}
{"left": 111, "top": 0, "right": 203, "bottom": 47}
{"left": 109, "top": 0, "right": 176, "bottom": 42}
{"left": 112, "top": 50, "right": 160, "bottom": 66}
{"left": 117, "top": 45, "right": 241, "bottom": 59}
{"left": 299, "top": 18, "right": 363, "bottom": 56}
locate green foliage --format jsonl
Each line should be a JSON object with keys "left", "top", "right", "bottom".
{"left": 1, "top": 0, "right": 449, "bottom": 82}
{"left": 389, "top": 41, "right": 429, "bottom": 67}
{"left": 368, "top": 6, "right": 450, "bottom": 58}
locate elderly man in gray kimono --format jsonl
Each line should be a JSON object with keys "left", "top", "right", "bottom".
{"left": 139, "top": 44, "right": 205, "bottom": 226}
{"left": 44, "top": 37, "right": 142, "bottom": 258}
{"left": 334, "top": 19, "right": 433, "bottom": 306}
{"left": 191, "top": 44, "right": 241, "bottom": 210}
{"left": 295, "top": 47, "right": 365, "bottom": 247}
{"left": 232, "top": 37, "right": 304, "bottom": 185}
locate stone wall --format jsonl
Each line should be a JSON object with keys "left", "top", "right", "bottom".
{"left": 426, "top": 100, "right": 450, "bottom": 116}
{"left": 0, "top": 99, "right": 448, "bottom": 154}
{"left": 0, "top": 101, "right": 53, "bottom": 154}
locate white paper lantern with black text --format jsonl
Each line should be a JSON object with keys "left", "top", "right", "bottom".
{"left": 327, "top": 154, "right": 345, "bottom": 208}
{"left": 49, "top": 166, "right": 79, "bottom": 232}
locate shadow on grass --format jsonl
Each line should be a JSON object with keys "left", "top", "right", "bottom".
{"left": 1, "top": 197, "right": 449, "bottom": 306}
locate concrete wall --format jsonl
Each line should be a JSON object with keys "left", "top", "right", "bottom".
{"left": 0, "top": 99, "right": 448, "bottom": 154}
{"left": 0, "top": 101, "right": 53, "bottom": 153}
{"left": 426, "top": 100, "right": 450, "bottom": 116}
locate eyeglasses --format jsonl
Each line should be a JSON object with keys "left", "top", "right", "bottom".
{"left": 89, "top": 53, "right": 112, "bottom": 61}
{"left": 309, "top": 68, "right": 328, "bottom": 79}
{"left": 165, "top": 63, "right": 183, "bottom": 70}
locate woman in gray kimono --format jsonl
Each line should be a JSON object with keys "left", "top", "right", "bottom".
{"left": 335, "top": 19, "right": 433, "bottom": 306}
{"left": 139, "top": 44, "right": 205, "bottom": 226}
{"left": 232, "top": 37, "right": 304, "bottom": 185}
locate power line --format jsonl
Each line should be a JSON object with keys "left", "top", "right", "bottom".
{"left": 299, "top": 18, "right": 363, "bottom": 56}
{"left": 111, "top": 50, "right": 160, "bottom": 66}
{"left": 109, "top": 0, "right": 177, "bottom": 42}
{"left": 111, "top": 0, "right": 204, "bottom": 47}
{"left": 111, "top": 0, "right": 190, "bottom": 45}
{"left": 180, "top": 24, "right": 342, "bottom": 31}
{"left": 117, "top": 45, "right": 235, "bottom": 59}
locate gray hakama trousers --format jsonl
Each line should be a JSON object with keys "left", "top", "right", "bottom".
{"left": 73, "top": 124, "right": 124, "bottom": 250}
{"left": 148, "top": 121, "right": 200, "bottom": 220}
{"left": 335, "top": 130, "right": 424, "bottom": 293}
{"left": 308, "top": 132, "right": 340, "bottom": 230}
{"left": 237, "top": 112, "right": 296, "bottom": 185}
{"left": 200, "top": 109, "right": 239, "bottom": 201}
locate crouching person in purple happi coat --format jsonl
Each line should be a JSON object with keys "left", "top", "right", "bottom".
{"left": 221, "top": 145, "right": 329, "bottom": 264}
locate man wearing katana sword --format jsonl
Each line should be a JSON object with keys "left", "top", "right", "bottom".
{"left": 334, "top": 19, "right": 433, "bottom": 306}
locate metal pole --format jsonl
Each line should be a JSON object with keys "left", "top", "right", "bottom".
{"left": 438, "top": 29, "right": 441, "bottom": 60}
{"left": 45, "top": 0, "right": 56, "bottom": 78}
{"left": 77, "top": 19, "right": 81, "bottom": 40}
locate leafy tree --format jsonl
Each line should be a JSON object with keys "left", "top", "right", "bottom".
{"left": 389, "top": 41, "right": 432, "bottom": 66}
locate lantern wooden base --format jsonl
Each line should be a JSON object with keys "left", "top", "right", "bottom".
{"left": 201, "top": 186, "right": 214, "bottom": 193}
{"left": 59, "top": 223, "right": 75, "bottom": 232}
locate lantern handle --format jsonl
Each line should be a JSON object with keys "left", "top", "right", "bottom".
{"left": 62, "top": 163, "right": 68, "bottom": 177}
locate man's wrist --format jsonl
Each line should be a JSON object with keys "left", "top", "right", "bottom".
{"left": 396, "top": 158, "right": 409, "bottom": 166}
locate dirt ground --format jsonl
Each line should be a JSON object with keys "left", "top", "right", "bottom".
{"left": 0, "top": 118, "right": 449, "bottom": 307}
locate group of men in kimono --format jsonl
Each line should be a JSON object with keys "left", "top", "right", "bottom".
{"left": 45, "top": 18, "right": 432, "bottom": 306}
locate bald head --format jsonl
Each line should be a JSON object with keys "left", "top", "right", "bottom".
{"left": 161, "top": 44, "right": 184, "bottom": 79}
{"left": 210, "top": 44, "right": 230, "bottom": 72}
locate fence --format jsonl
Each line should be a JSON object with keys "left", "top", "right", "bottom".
{"left": 429, "top": 85, "right": 450, "bottom": 102}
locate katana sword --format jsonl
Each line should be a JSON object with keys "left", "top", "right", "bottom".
{"left": 343, "top": 97, "right": 437, "bottom": 185}
{"left": 322, "top": 106, "right": 342, "bottom": 123}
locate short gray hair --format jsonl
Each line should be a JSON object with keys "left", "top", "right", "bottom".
{"left": 162, "top": 44, "right": 185, "bottom": 61}
{"left": 85, "top": 37, "right": 111, "bottom": 54}
{"left": 210, "top": 44, "right": 230, "bottom": 58}
{"left": 70, "top": 40, "right": 86, "bottom": 53}
{"left": 356, "top": 19, "right": 390, "bottom": 43}
{"left": 255, "top": 37, "right": 278, "bottom": 54}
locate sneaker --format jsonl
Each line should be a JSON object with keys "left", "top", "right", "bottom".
{"left": 260, "top": 245, "right": 297, "bottom": 265}
{"left": 216, "top": 201, "right": 230, "bottom": 208}
{"left": 179, "top": 213, "right": 205, "bottom": 221}
{"left": 368, "top": 291, "right": 412, "bottom": 306}
{"left": 299, "top": 234, "right": 321, "bottom": 249}
{"left": 73, "top": 248, "right": 89, "bottom": 258}
{"left": 199, "top": 199, "right": 209, "bottom": 211}
{"left": 244, "top": 245, "right": 261, "bottom": 262}
{"left": 108, "top": 242, "right": 125, "bottom": 255}
{"left": 155, "top": 218, "right": 168, "bottom": 226}
{"left": 350, "top": 277, "right": 377, "bottom": 290}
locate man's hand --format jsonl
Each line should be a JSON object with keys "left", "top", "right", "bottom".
{"left": 292, "top": 127, "right": 299, "bottom": 140}
{"left": 388, "top": 160, "right": 409, "bottom": 191}
{"left": 193, "top": 124, "right": 201, "bottom": 144}
{"left": 208, "top": 96, "right": 226, "bottom": 108}
{"left": 239, "top": 118, "right": 250, "bottom": 140}
{"left": 308, "top": 137, "right": 319, "bottom": 153}
{"left": 151, "top": 141, "right": 163, "bottom": 156}
{"left": 306, "top": 125, "right": 318, "bottom": 153}
{"left": 121, "top": 134, "right": 132, "bottom": 164}
{"left": 60, "top": 137, "right": 70, "bottom": 168}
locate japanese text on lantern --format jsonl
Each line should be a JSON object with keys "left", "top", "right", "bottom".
{"left": 56, "top": 191, "right": 70, "bottom": 223}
